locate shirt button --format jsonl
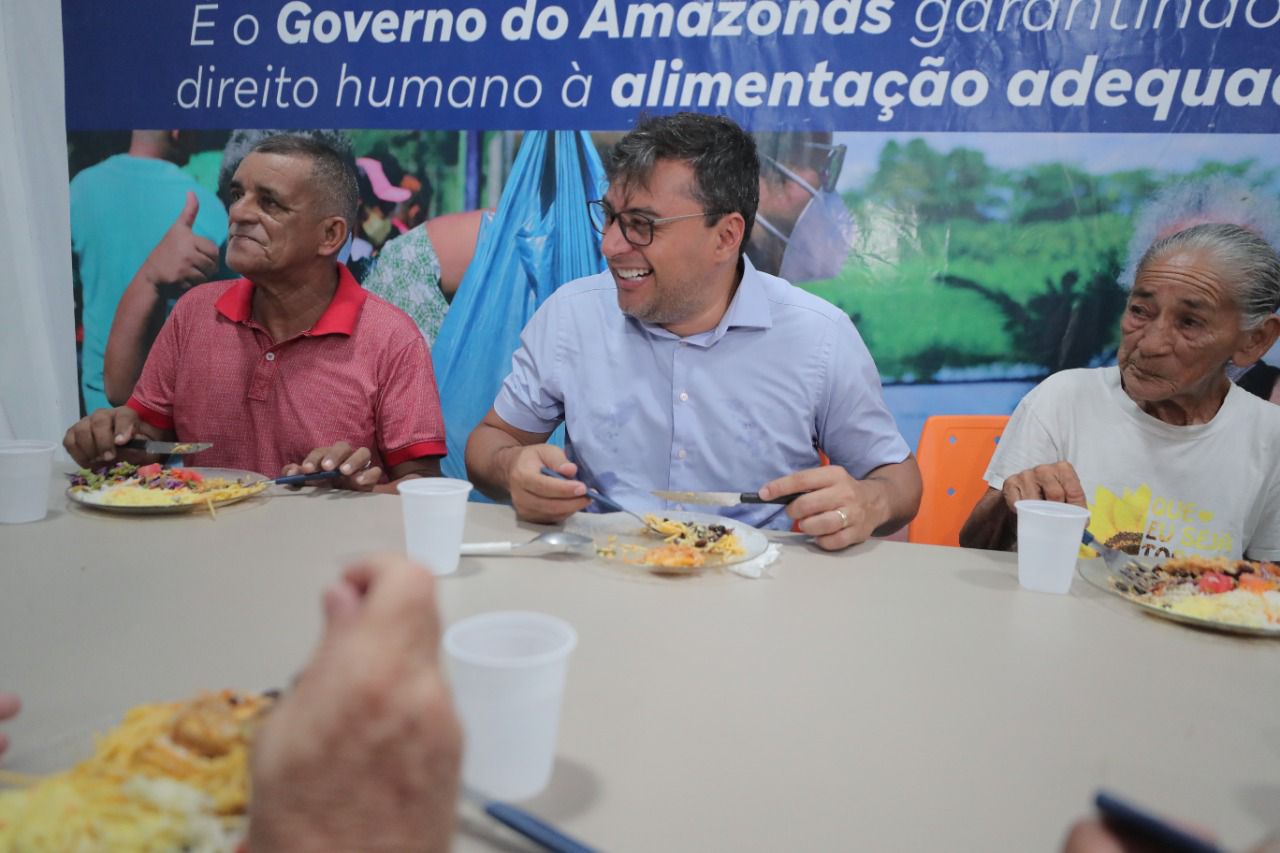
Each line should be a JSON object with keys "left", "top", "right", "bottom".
{"left": 679, "top": 391, "right": 689, "bottom": 402}
{"left": 265, "top": 352, "right": 276, "bottom": 362}
{"left": 677, "top": 449, "right": 687, "bottom": 459}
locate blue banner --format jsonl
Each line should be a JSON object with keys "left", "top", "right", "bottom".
{"left": 58, "top": 0, "right": 1280, "bottom": 448}
{"left": 63, "top": 0, "right": 1280, "bottom": 131}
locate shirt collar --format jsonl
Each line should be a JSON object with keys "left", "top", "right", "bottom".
{"left": 214, "top": 263, "right": 367, "bottom": 337}
{"left": 715, "top": 256, "right": 774, "bottom": 334}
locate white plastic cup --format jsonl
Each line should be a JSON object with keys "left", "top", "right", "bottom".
{"left": 0, "top": 440, "right": 57, "bottom": 524}
{"left": 1015, "top": 499, "right": 1092, "bottom": 594}
{"left": 444, "top": 611, "right": 578, "bottom": 801}
{"left": 398, "top": 478, "right": 472, "bottom": 575}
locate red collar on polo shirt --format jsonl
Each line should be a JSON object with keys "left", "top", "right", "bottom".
{"left": 214, "top": 263, "right": 368, "bottom": 337}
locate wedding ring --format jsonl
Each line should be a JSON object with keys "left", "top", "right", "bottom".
{"left": 834, "top": 508, "right": 849, "bottom": 529}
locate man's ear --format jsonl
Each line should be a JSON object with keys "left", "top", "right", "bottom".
{"left": 713, "top": 212, "right": 746, "bottom": 262}
{"left": 1232, "top": 313, "right": 1280, "bottom": 366}
{"left": 317, "top": 216, "right": 350, "bottom": 259}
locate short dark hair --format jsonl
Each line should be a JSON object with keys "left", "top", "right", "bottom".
{"left": 606, "top": 113, "right": 759, "bottom": 255}
{"left": 249, "top": 133, "right": 359, "bottom": 230}
{"left": 220, "top": 130, "right": 352, "bottom": 200}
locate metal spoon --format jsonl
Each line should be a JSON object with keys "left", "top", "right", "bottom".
{"left": 460, "top": 531, "right": 595, "bottom": 557}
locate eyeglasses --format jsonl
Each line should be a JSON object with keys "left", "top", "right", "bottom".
{"left": 806, "top": 141, "right": 847, "bottom": 194}
{"left": 587, "top": 200, "right": 723, "bottom": 247}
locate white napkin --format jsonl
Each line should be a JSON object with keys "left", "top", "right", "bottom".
{"left": 729, "top": 542, "right": 782, "bottom": 579}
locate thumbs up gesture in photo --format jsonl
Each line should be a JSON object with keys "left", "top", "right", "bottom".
{"left": 139, "top": 190, "right": 221, "bottom": 291}
{"left": 102, "top": 191, "right": 224, "bottom": 405}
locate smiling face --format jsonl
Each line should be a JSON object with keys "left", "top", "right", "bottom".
{"left": 225, "top": 151, "right": 343, "bottom": 280}
{"left": 1117, "top": 248, "right": 1255, "bottom": 416}
{"left": 601, "top": 159, "right": 744, "bottom": 336}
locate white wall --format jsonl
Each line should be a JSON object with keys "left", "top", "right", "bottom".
{"left": 0, "top": 2, "right": 78, "bottom": 443}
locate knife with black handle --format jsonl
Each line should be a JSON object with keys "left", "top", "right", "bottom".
{"left": 650, "top": 489, "right": 802, "bottom": 507}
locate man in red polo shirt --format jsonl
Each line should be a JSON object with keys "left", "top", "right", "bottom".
{"left": 63, "top": 135, "right": 445, "bottom": 490}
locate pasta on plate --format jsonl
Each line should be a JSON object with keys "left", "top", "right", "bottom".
{"left": 0, "top": 690, "right": 272, "bottom": 851}
{"left": 639, "top": 514, "right": 747, "bottom": 569}
{"left": 571, "top": 510, "right": 767, "bottom": 575}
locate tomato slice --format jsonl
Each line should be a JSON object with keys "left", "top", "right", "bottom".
{"left": 1197, "top": 572, "right": 1235, "bottom": 594}
{"left": 137, "top": 463, "right": 163, "bottom": 479}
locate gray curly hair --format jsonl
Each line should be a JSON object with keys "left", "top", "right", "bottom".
{"left": 1121, "top": 175, "right": 1280, "bottom": 287}
{"left": 1137, "top": 223, "right": 1280, "bottom": 331}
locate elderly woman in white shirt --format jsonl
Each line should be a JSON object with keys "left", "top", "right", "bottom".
{"left": 961, "top": 223, "right": 1280, "bottom": 562}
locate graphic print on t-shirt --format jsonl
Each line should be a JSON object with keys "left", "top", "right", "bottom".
{"left": 1084, "top": 484, "right": 1234, "bottom": 560}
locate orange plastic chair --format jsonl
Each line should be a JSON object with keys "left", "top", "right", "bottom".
{"left": 908, "top": 415, "right": 1010, "bottom": 547}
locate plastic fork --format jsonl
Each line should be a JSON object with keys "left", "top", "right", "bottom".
{"left": 462, "top": 787, "right": 599, "bottom": 853}
{"left": 1082, "top": 530, "right": 1160, "bottom": 591}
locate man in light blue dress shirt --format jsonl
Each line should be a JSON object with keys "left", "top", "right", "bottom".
{"left": 466, "top": 114, "right": 920, "bottom": 550}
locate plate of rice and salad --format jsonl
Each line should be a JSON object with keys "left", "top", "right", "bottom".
{"left": 1080, "top": 554, "right": 1280, "bottom": 636}
{"left": 66, "top": 462, "right": 269, "bottom": 515}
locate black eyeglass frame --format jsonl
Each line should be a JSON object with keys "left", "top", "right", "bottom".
{"left": 801, "top": 141, "right": 848, "bottom": 194}
{"left": 586, "top": 200, "right": 727, "bottom": 247}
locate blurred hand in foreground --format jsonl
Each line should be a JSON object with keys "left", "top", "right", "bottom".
{"left": 0, "top": 693, "right": 20, "bottom": 759}
{"left": 249, "top": 554, "right": 462, "bottom": 852}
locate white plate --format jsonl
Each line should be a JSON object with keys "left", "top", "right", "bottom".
{"left": 566, "top": 509, "right": 769, "bottom": 570}
{"left": 66, "top": 467, "right": 269, "bottom": 515}
{"left": 1078, "top": 558, "right": 1280, "bottom": 638}
{"left": 1, "top": 715, "right": 117, "bottom": 778}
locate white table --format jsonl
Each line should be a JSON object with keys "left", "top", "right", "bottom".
{"left": 4, "top": 474, "right": 1278, "bottom": 851}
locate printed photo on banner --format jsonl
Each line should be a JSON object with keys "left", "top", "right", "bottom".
{"left": 59, "top": 0, "right": 1280, "bottom": 448}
